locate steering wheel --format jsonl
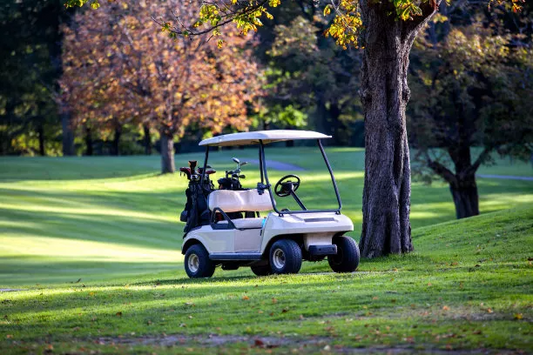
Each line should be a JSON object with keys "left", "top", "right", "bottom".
{"left": 274, "top": 174, "right": 301, "bottom": 197}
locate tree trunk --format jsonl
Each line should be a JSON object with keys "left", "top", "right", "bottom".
{"left": 61, "top": 112, "right": 75, "bottom": 156}
{"left": 160, "top": 131, "right": 175, "bottom": 174}
{"left": 143, "top": 124, "right": 152, "bottom": 155}
{"left": 359, "top": 0, "right": 438, "bottom": 258}
{"left": 446, "top": 138, "right": 481, "bottom": 218}
{"left": 428, "top": 154, "right": 482, "bottom": 220}
{"left": 85, "top": 126, "right": 93, "bottom": 156}
{"left": 112, "top": 125, "right": 122, "bottom": 156}
{"left": 314, "top": 96, "right": 328, "bottom": 136}
{"left": 37, "top": 125, "right": 45, "bottom": 156}
{"left": 329, "top": 102, "right": 343, "bottom": 146}
{"left": 450, "top": 177, "right": 479, "bottom": 219}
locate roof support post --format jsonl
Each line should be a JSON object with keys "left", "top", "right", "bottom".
{"left": 318, "top": 139, "right": 342, "bottom": 212}
{"left": 260, "top": 140, "right": 282, "bottom": 215}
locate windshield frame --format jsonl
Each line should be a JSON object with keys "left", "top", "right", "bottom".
{"left": 260, "top": 139, "right": 343, "bottom": 216}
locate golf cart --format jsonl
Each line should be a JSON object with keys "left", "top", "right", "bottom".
{"left": 179, "top": 130, "right": 359, "bottom": 278}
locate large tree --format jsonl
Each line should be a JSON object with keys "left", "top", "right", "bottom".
{"left": 61, "top": 0, "right": 261, "bottom": 173}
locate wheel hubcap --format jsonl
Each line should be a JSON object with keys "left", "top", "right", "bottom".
{"left": 272, "top": 248, "right": 286, "bottom": 269}
{"left": 188, "top": 253, "right": 200, "bottom": 273}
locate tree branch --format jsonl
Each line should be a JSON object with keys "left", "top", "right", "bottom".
{"left": 427, "top": 158, "right": 457, "bottom": 185}
{"left": 466, "top": 147, "right": 493, "bottom": 176}
{"left": 155, "top": 0, "right": 269, "bottom": 37}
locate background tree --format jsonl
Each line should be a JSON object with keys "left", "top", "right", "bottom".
{"left": 0, "top": 0, "right": 72, "bottom": 156}
{"left": 265, "top": 15, "right": 362, "bottom": 145}
{"left": 409, "top": 15, "right": 533, "bottom": 219}
{"left": 61, "top": 0, "right": 262, "bottom": 173}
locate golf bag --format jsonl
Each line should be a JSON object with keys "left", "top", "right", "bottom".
{"left": 180, "top": 161, "right": 215, "bottom": 234}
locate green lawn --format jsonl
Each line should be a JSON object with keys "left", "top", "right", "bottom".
{"left": 0, "top": 149, "right": 532, "bottom": 354}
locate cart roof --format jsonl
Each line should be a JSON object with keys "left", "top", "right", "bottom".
{"left": 199, "top": 130, "right": 331, "bottom": 147}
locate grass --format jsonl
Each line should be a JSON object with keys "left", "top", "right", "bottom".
{"left": 0, "top": 148, "right": 532, "bottom": 353}
{"left": 1, "top": 207, "right": 532, "bottom": 354}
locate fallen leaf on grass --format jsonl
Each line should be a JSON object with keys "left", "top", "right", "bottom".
{"left": 115, "top": 312, "right": 122, "bottom": 317}
{"left": 442, "top": 306, "right": 449, "bottom": 311}
{"left": 514, "top": 313, "right": 523, "bottom": 320}
{"left": 242, "top": 295, "right": 250, "bottom": 301}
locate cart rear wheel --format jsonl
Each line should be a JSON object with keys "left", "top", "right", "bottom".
{"left": 269, "top": 239, "right": 302, "bottom": 274}
{"left": 328, "top": 236, "right": 360, "bottom": 273}
{"left": 184, "top": 244, "right": 215, "bottom": 278}
{"left": 251, "top": 265, "right": 272, "bottom": 276}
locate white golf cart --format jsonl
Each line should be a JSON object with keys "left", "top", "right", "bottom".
{"left": 179, "top": 130, "right": 359, "bottom": 278}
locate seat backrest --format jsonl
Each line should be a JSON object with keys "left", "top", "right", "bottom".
{"left": 208, "top": 189, "right": 272, "bottom": 213}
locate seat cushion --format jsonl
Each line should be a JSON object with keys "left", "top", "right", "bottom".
{"left": 208, "top": 189, "right": 272, "bottom": 213}
{"left": 232, "top": 218, "right": 264, "bottom": 229}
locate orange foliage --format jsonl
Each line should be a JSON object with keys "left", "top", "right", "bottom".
{"left": 60, "top": 0, "right": 262, "bottom": 139}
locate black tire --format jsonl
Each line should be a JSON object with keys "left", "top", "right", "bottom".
{"left": 328, "top": 236, "right": 360, "bottom": 273}
{"left": 269, "top": 239, "right": 302, "bottom": 274}
{"left": 184, "top": 244, "right": 216, "bottom": 278}
{"left": 251, "top": 265, "right": 272, "bottom": 276}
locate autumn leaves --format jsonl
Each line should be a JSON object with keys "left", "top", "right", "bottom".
{"left": 60, "top": 0, "right": 262, "bottom": 172}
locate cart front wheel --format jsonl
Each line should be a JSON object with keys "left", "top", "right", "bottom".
{"left": 328, "top": 236, "right": 360, "bottom": 273}
{"left": 185, "top": 244, "right": 216, "bottom": 278}
{"left": 269, "top": 239, "right": 302, "bottom": 274}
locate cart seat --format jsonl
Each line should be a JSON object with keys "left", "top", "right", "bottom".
{"left": 208, "top": 189, "right": 272, "bottom": 213}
